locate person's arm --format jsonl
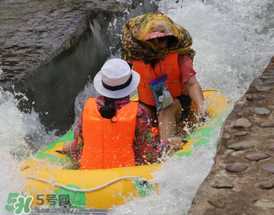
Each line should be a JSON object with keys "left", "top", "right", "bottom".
{"left": 185, "top": 76, "right": 206, "bottom": 116}
{"left": 179, "top": 55, "right": 206, "bottom": 116}
{"left": 134, "top": 104, "right": 161, "bottom": 164}
{"left": 62, "top": 114, "right": 83, "bottom": 162}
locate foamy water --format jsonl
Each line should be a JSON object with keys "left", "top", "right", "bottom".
{"left": 110, "top": 0, "right": 274, "bottom": 214}
{"left": 162, "top": 0, "right": 273, "bottom": 101}
{"left": 0, "top": 0, "right": 273, "bottom": 214}
{"left": 0, "top": 89, "right": 55, "bottom": 214}
{"left": 0, "top": 89, "right": 26, "bottom": 214}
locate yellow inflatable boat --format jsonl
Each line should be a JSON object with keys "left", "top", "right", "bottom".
{"left": 20, "top": 90, "right": 230, "bottom": 210}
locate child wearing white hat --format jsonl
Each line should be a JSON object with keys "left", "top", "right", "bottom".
{"left": 63, "top": 58, "right": 164, "bottom": 168}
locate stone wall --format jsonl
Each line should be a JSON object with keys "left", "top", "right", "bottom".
{"left": 189, "top": 57, "right": 274, "bottom": 215}
{"left": 0, "top": 0, "right": 157, "bottom": 133}
{"left": 0, "top": 0, "right": 124, "bottom": 82}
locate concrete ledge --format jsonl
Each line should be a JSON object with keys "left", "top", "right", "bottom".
{"left": 0, "top": 0, "right": 157, "bottom": 132}
{"left": 0, "top": 0, "right": 126, "bottom": 132}
{"left": 189, "top": 57, "right": 274, "bottom": 215}
{"left": 0, "top": 0, "right": 127, "bottom": 82}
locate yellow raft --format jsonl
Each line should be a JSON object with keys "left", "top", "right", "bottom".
{"left": 20, "top": 90, "right": 230, "bottom": 210}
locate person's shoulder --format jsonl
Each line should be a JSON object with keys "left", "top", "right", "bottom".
{"left": 179, "top": 54, "right": 192, "bottom": 60}
{"left": 178, "top": 54, "right": 193, "bottom": 64}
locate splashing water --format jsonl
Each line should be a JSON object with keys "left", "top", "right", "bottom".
{"left": 164, "top": 0, "right": 274, "bottom": 101}
{"left": 0, "top": 89, "right": 26, "bottom": 214}
{"left": 0, "top": 88, "right": 56, "bottom": 214}
{"left": 110, "top": 0, "right": 274, "bottom": 214}
{"left": 0, "top": 0, "right": 273, "bottom": 214}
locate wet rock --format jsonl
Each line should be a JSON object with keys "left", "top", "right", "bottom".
{"left": 232, "top": 118, "right": 252, "bottom": 129}
{"left": 245, "top": 152, "right": 270, "bottom": 161}
{"left": 255, "top": 199, "right": 274, "bottom": 209}
{"left": 226, "top": 140, "right": 257, "bottom": 151}
{"left": 254, "top": 107, "right": 271, "bottom": 115}
{"left": 261, "top": 163, "right": 274, "bottom": 174}
{"left": 225, "top": 162, "right": 248, "bottom": 173}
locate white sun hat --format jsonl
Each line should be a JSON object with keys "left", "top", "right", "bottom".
{"left": 93, "top": 58, "right": 140, "bottom": 99}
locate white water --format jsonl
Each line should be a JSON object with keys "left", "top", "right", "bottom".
{"left": 110, "top": 0, "right": 274, "bottom": 214}
{"left": 0, "top": 89, "right": 25, "bottom": 215}
{"left": 0, "top": 0, "right": 273, "bottom": 214}
{"left": 0, "top": 89, "right": 55, "bottom": 214}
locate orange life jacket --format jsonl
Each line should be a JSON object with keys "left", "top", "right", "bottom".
{"left": 80, "top": 98, "right": 137, "bottom": 169}
{"left": 132, "top": 52, "right": 183, "bottom": 106}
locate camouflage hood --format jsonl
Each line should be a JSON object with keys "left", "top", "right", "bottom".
{"left": 121, "top": 12, "right": 195, "bottom": 62}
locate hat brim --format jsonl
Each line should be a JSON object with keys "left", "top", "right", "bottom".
{"left": 93, "top": 69, "right": 140, "bottom": 99}
{"left": 145, "top": 32, "right": 173, "bottom": 41}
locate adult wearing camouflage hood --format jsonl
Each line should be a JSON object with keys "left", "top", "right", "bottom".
{"left": 122, "top": 12, "right": 206, "bottom": 146}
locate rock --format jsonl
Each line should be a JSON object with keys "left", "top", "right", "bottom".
{"left": 208, "top": 198, "right": 225, "bottom": 209}
{"left": 255, "top": 199, "right": 274, "bottom": 209}
{"left": 254, "top": 107, "right": 271, "bottom": 115}
{"left": 261, "top": 74, "right": 274, "bottom": 79}
{"left": 260, "top": 122, "right": 274, "bottom": 128}
{"left": 226, "top": 140, "right": 257, "bottom": 151}
{"left": 232, "top": 118, "right": 252, "bottom": 129}
{"left": 261, "top": 163, "right": 274, "bottom": 174}
{"left": 263, "top": 79, "right": 274, "bottom": 85}
{"left": 254, "top": 85, "right": 273, "bottom": 92}
{"left": 234, "top": 131, "right": 249, "bottom": 137}
{"left": 257, "top": 180, "right": 274, "bottom": 189}
{"left": 250, "top": 94, "right": 266, "bottom": 101}
{"left": 211, "top": 177, "right": 234, "bottom": 189}
{"left": 245, "top": 152, "right": 270, "bottom": 161}
{"left": 236, "top": 112, "right": 243, "bottom": 117}
{"left": 225, "top": 162, "right": 248, "bottom": 173}
{"left": 246, "top": 94, "right": 254, "bottom": 101}
{"left": 269, "top": 143, "right": 274, "bottom": 151}
{"left": 231, "top": 150, "right": 246, "bottom": 157}
{"left": 223, "top": 133, "right": 231, "bottom": 139}
{"left": 269, "top": 105, "right": 274, "bottom": 110}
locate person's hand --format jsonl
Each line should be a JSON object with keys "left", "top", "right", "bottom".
{"left": 197, "top": 103, "right": 208, "bottom": 122}
{"left": 63, "top": 142, "right": 72, "bottom": 153}
{"left": 56, "top": 141, "right": 72, "bottom": 154}
{"left": 167, "top": 137, "right": 184, "bottom": 151}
